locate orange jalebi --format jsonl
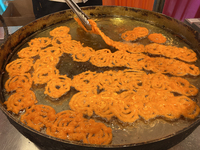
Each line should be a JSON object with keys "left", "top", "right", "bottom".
{"left": 72, "top": 70, "right": 99, "bottom": 92}
{"left": 148, "top": 33, "right": 167, "bottom": 43}
{"left": 50, "top": 26, "right": 70, "bottom": 37}
{"left": 142, "top": 73, "right": 198, "bottom": 96}
{"left": 32, "top": 66, "right": 59, "bottom": 84}
{"left": 6, "top": 58, "right": 33, "bottom": 76}
{"left": 46, "top": 110, "right": 112, "bottom": 144}
{"left": 121, "top": 27, "right": 149, "bottom": 41}
{"left": 75, "top": 18, "right": 199, "bottom": 76}
{"left": 4, "top": 90, "right": 37, "bottom": 114}
{"left": 20, "top": 104, "right": 56, "bottom": 131}
{"left": 62, "top": 40, "right": 83, "bottom": 54}
{"left": 5, "top": 73, "right": 33, "bottom": 92}
{"left": 90, "top": 49, "right": 113, "bottom": 67}
{"left": 140, "top": 57, "right": 200, "bottom": 76}
{"left": 44, "top": 75, "right": 71, "bottom": 98}
{"left": 17, "top": 46, "right": 40, "bottom": 58}
{"left": 33, "top": 54, "right": 60, "bottom": 69}
{"left": 69, "top": 89, "right": 200, "bottom": 123}
{"left": 28, "top": 37, "right": 52, "bottom": 48}
{"left": 3, "top": 19, "right": 200, "bottom": 146}
{"left": 39, "top": 46, "right": 63, "bottom": 58}
{"left": 145, "top": 43, "right": 197, "bottom": 62}
{"left": 51, "top": 36, "right": 72, "bottom": 48}
{"left": 72, "top": 46, "right": 95, "bottom": 62}
{"left": 72, "top": 70, "right": 198, "bottom": 96}
{"left": 86, "top": 48, "right": 199, "bottom": 76}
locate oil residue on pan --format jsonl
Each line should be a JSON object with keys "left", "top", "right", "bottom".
{"left": 2, "top": 16, "right": 200, "bottom": 146}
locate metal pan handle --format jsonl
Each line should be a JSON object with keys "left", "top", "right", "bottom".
{"left": 0, "top": 15, "right": 9, "bottom": 43}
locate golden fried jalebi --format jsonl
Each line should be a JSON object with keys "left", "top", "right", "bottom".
{"left": 85, "top": 47, "right": 198, "bottom": 77}
{"left": 110, "top": 50, "right": 129, "bottom": 67}
{"left": 69, "top": 92, "right": 95, "bottom": 117}
{"left": 62, "top": 40, "right": 83, "bottom": 54}
{"left": 5, "top": 73, "right": 33, "bottom": 92}
{"left": 121, "top": 30, "right": 137, "bottom": 41}
{"left": 86, "top": 119, "right": 112, "bottom": 145}
{"left": 50, "top": 26, "right": 70, "bottom": 37}
{"left": 39, "top": 46, "right": 63, "bottom": 58}
{"left": 28, "top": 37, "right": 52, "bottom": 48}
{"left": 33, "top": 55, "right": 60, "bottom": 69}
{"left": 170, "top": 77, "right": 198, "bottom": 96}
{"left": 72, "top": 70, "right": 198, "bottom": 96}
{"left": 21, "top": 104, "right": 56, "bottom": 131}
{"left": 148, "top": 33, "right": 167, "bottom": 43}
{"left": 90, "top": 49, "right": 113, "bottom": 67}
{"left": 72, "top": 70, "right": 100, "bottom": 92}
{"left": 145, "top": 43, "right": 197, "bottom": 62}
{"left": 32, "top": 66, "right": 59, "bottom": 84}
{"left": 72, "top": 46, "right": 95, "bottom": 62}
{"left": 46, "top": 110, "right": 82, "bottom": 140}
{"left": 44, "top": 75, "right": 71, "bottom": 98}
{"left": 70, "top": 89, "right": 200, "bottom": 123}
{"left": 120, "top": 52, "right": 147, "bottom": 69}
{"left": 114, "top": 40, "right": 145, "bottom": 53}
{"left": 142, "top": 73, "right": 198, "bottom": 96}
{"left": 154, "top": 95, "right": 200, "bottom": 120}
{"left": 46, "top": 110, "right": 112, "bottom": 145}
{"left": 140, "top": 57, "right": 200, "bottom": 76}
{"left": 111, "top": 92, "right": 141, "bottom": 122}
{"left": 123, "top": 43, "right": 145, "bottom": 54}
{"left": 4, "top": 90, "right": 37, "bottom": 114}
{"left": 93, "top": 92, "right": 117, "bottom": 120}
{"left": 176, "top": 96, "right": 200, "bottom": 119}
{"left": 121, "top": 27, "right": 149, "bottom": 41}
{"left": 17, "top": 46, "right": 40, "bottom": 58}
{"left": 51, "top": 36, "right": 72, "bottom": 48}
{"left": 6, "top": 58, "right": 33, "bottom": 76}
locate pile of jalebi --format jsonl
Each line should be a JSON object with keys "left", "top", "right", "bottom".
{"left": 46, "top": 110, "right": 112, "bottom": 145}
{"left": 141, "top": 57, "right": 199, "bottom": 76}
{"left": 4, "top": 57, "right": 36, "bottom": 114}
{"left": 145, "top": 43, "right": 197, "bottom": 62}
{"left": 72, "top": 70, "right": 198, "bottom": 96}
{"left": 74, "top": 18, "right": 199, "bottom": 76}
{"left": 3, "top": 18, "right": 200, "bottom": 145}
{"left": 88, "top": 49, "right": 200, "bottom": 76}
{"left": 69, "top": 89, "right": 200, "bottom": 122}
{"left": 4, "top": 26, "right": 113, "bottom": 145}
{"left": 20, "top": 104, "right": 112, "bottom": 144}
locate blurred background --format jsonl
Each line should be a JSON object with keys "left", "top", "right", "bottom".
{"left": 0, "top": 0, "right": 199, "bottom": 26}
{"left": 102, "top": 0, "right": 200, "bottom": 21}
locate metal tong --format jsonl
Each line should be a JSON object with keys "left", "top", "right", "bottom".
{"left": 64, "top": 0, "right": 92, "bottom": 30}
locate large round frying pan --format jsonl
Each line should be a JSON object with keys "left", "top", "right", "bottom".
{"left": 0, "top": 6, "right": 200, "bottom": 150}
